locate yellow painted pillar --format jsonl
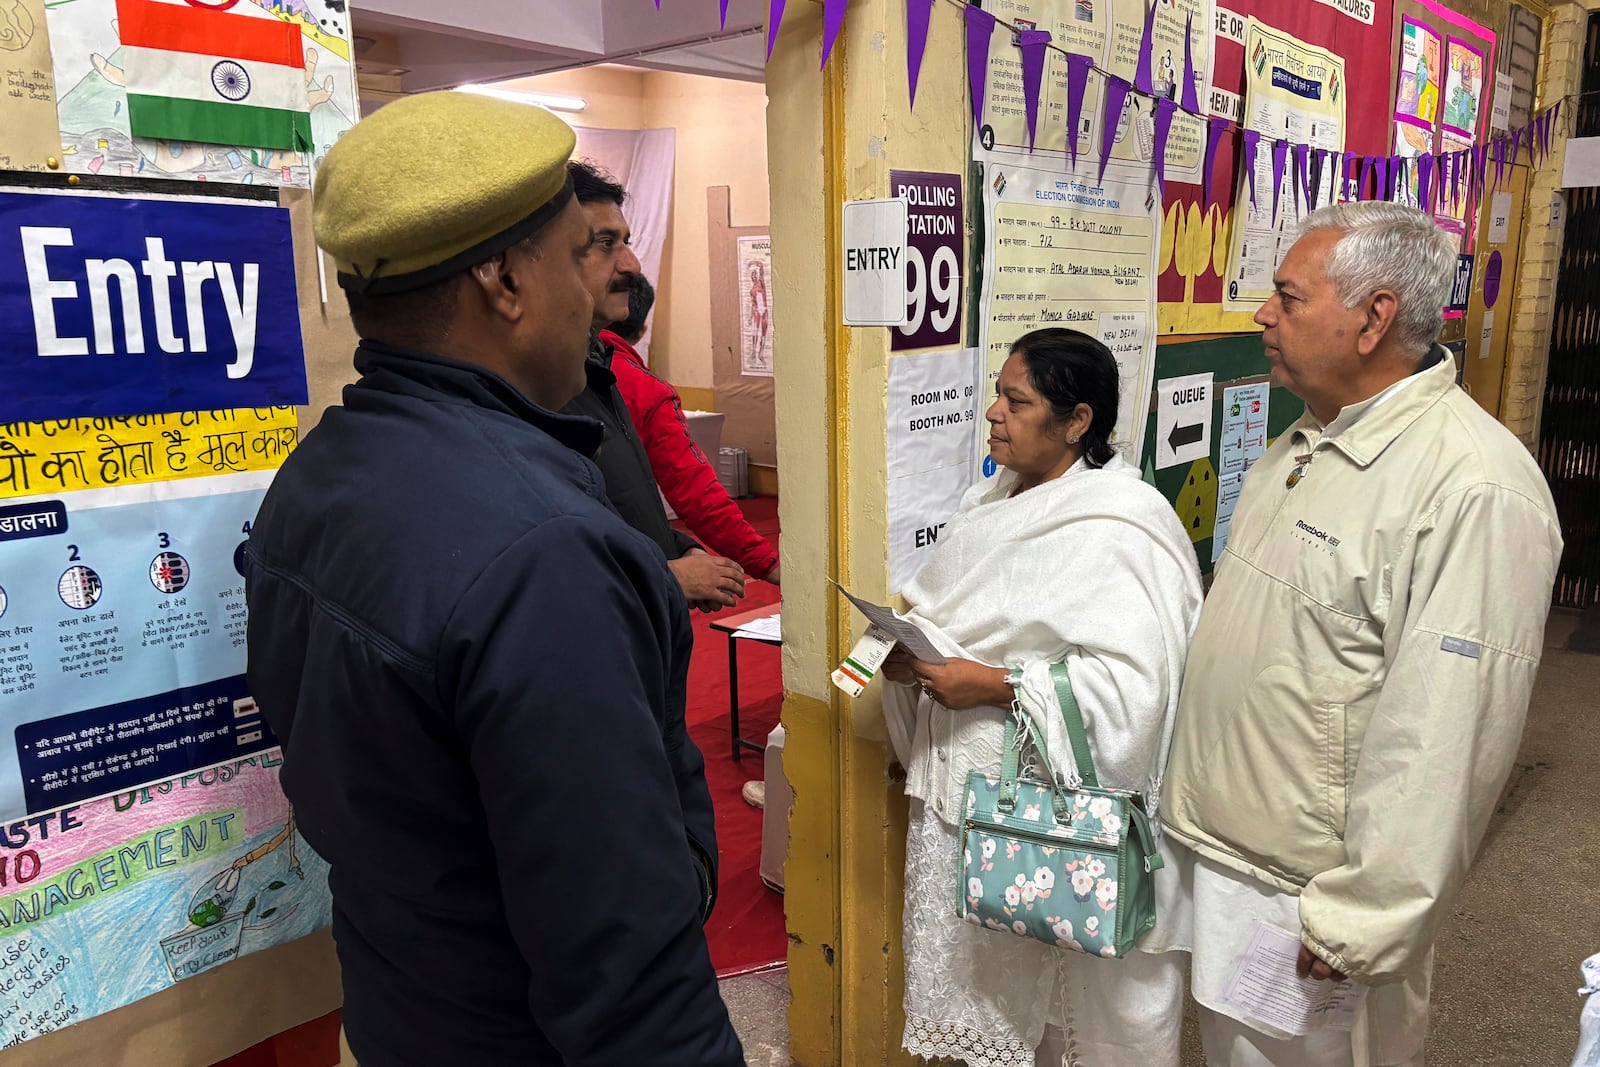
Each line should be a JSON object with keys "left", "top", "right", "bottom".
{"left": 764, "top": 0, "right": 971, "bottom": 1063}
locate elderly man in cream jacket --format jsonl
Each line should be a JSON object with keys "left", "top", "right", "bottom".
{"left": 1160, "top": 202, "right": 1561, "bottom": 1067}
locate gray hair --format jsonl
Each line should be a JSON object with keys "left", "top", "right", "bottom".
{"left": 1298, "top": 202, "right": 1456, "bottom": 357}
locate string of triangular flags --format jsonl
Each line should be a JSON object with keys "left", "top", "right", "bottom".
{"left": 929, "top": 0, "right": 1567, "bottom": 226}
{"left": 668, "top": 0, "right": 1570, "bottom": 226}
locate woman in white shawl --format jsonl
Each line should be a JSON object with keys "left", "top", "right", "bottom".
{"left": 881, "top": 328, "right": 1202, "bottom": 1067}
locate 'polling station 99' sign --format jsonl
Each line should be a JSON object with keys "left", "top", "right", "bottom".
{"left": 891, "top": 171, "right": 964, "bottom": 352}
{"left": 0, "top": 188, "right": 308, "bottom": 424}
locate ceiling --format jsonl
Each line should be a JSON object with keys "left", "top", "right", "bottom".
{"left": 351, "top": 0, "right": 768, "bottom": 108}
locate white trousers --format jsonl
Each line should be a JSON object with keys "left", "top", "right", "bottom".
{"left": 1194, "top": 961, "right": 1431, "bottom": 1067}
{"left": 1032, "top": 948, "right": 1186, "bottom": 1067}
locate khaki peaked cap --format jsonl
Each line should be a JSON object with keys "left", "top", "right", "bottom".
{"left": 313, "top": 91, "right": 578, "bottom": 294}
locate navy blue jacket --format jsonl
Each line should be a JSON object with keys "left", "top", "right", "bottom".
{"left": 245, "top": 342, "right": 740, "bottom": 1067}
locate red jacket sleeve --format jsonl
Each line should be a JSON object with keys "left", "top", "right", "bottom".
{"left": 603, "top": 333, "right": 779, "bottom": 579}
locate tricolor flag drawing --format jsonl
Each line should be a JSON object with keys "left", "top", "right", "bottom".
{"left": 116, "top": 0, "right": 313, "bottom": 152}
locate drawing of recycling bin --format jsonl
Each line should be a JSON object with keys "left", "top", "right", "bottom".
{"left": 159, "top": 817, "right": 304, "bottom": 982}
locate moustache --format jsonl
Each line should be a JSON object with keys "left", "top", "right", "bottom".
{"left": 608, "top": 277, "right": 637, "bottom": 294}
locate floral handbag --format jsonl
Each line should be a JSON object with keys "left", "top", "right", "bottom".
{"left": 957, "top": 664, "right": 1163, "bottom": 959}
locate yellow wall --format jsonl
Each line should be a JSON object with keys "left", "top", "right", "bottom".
{"left": 501, "top": 67, "right": 771, "bottom": 392}
{"left": 642, "top": 72, "right": 772, "bottom": 390}
{"left": 765, "top": 0, "right": 970, "bottom": 1060}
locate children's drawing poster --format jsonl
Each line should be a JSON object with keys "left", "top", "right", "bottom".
{"left": 0, "top": 754, "right": 331, "bottom": 1047}
{"left": 44, "top": 0, "right": 358, "bottom": 186}
{"left": 1440, "top": 37, "right": 1484, "bottom": 137}
{"left": 1395, "top": 18, "right": 1440, "bottom": 125}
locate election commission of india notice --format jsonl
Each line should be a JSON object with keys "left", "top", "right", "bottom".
{"left": 980, "top": 165, "right": 1160, "bottom": 465}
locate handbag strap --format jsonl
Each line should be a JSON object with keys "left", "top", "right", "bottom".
{"left": 1049, "top": 662, "right": 1099, "bottom": 789}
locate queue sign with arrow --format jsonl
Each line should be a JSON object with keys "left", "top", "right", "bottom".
{"left": 1156, "top": 372, "right": 1213, "bottom": 469}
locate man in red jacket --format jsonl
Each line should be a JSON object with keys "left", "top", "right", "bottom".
{"left": 604, "top": 278, "right": 781, "bottom": 585}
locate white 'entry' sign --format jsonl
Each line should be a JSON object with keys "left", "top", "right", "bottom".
{"left": 887, "top": 347, "right": 983, "bottom": 591}
{"left": 843, "top": 198, "right": 911, "bottom": 326}
{"left": 1156, "top": 372, "right": 1214, "bottom": 470}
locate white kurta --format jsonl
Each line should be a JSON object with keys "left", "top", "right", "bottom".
{"left": 882, "top": 456, "right": 1203, "bottom": 1067}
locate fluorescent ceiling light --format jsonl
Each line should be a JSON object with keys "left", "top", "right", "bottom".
{"left": 454, "top": 84, "right": 587, "bottom": 113}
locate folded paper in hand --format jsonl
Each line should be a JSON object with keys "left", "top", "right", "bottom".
{"left": 831, "top": 582, "right": 947, "bottom": 665}
{"left": 1223, "top": 921, "right": 1367, "bottom": 1036}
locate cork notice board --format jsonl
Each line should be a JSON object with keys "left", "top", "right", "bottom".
{"left": 708, "top": 186, "right": 777, "bottom": 469}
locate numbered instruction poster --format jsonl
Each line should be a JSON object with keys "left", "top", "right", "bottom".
{"left": 0, "top": 186, "right": 330, "bottom": 1046}
{"left": 1222, "top": 19, "right": 1346, "bottom": 313}
{"left": 973, "top": 0, "right": 1216, "bottom": 186}
{"left": 979, "top": 164, "right": 1160, "bottom": 469}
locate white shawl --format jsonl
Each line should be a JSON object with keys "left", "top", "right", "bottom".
{"left": 882, "top": 454, "right": 1203, "bottom": 831}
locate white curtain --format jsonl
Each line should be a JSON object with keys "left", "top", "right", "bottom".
{"left": 571, "top": 125, "right": 677, "bottom": 364}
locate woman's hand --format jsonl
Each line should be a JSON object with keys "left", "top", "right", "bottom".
{"left": 910, "top": 659, "right": 1014, "bottom": 711}
{"left": 881, "top": 645, "right": 918, "bottom": 684}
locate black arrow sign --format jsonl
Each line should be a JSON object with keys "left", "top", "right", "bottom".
{"left": 1168, "top": 421, "right": 1204, "bottom": 452}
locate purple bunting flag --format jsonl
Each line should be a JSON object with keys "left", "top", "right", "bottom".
{"left": 1291, "top": 143, "right": 1309, "bottom": 211}
{"left": 1019, "top": 29, "right": 1052, "bottom": 149}
{"left": 1342, "top": 151, "right": 1357, "bottom": 202}
{"left": 1134, "top": 0, "right": 1157, "bottom": 95}
{"left": 1204, "top": 117, "right": 1228, "bottom": 206}
{"left": 1511, "top": 126, "right": 1525, "bottom": 169}
{"left": 1153, "top": 97, "right": 1176, "bottom": 196}
{"left": 1378, "top": 156, "right": 1391, "bottom": 201}
{"left": 1361, "top": 154, "right": 1376, "bottom": 201}
{"left": 1472, "top": 143, "right": 1487, "bottom": 201}
{"left": 1492, "top": 135, "right": 1505, "bottom": 193}
{"left": 1417, "top": 154, "right": 1433, "bottom": 212}
{"left": 766, "top": 0, "right": 787, "bottom": 62}
{"left": 906, "top": 0, "right": 936, "bottom": 109}
{"left": 820, "top": 0, "right": 848, "bottom": 70}
{"left": 721, "top": 0, "right": 731, "bottom": 29}
{"left": 965, "top": 5, "right": 995, "bottom": 130}
{"left": 1066, "top": 53, "right": 1093, "bottom": 167}
{"left": 1242, "top": 130, "right": 1260, "bottom": 206}
{"left": 1182, "top": 12, "right": 1200, "bottom": 114}
{"left": 1270, "top": 138, "right": 1288, "bottom": 223}
{"left": 1099, "top": 76, "right": 1133, "bottom": 184}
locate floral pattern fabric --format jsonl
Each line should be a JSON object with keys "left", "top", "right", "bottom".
{"left": 959, "top": 771, "right": 1155, "bottom": 959}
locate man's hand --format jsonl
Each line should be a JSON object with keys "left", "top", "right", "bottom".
{"left": 668, "top": 550, "right": 746, "bottom": 610}
{"left": 910, "top": 658, "right": 1013, "bottom": 711}
{"left": 1296, "top": 943, "right": 1347, "bottom": 983}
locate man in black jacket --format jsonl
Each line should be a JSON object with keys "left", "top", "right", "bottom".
{"left": 563, "top": 161, "right": 747, "bottom": 612}
{"left": 244, "top": 91, "right": 742, "bottom": 1067}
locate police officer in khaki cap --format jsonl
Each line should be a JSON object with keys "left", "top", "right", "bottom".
{"left": 245, "top": 91, "right": 742, "bottom": 1067}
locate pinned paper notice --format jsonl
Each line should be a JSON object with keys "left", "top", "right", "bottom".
{"left": 1223, "top": 922, "right": 1368, "bottom": 1036}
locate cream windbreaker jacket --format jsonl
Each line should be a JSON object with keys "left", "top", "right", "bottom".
{"left": 1160, "top": 350, "right": 1561, "bottom": 985}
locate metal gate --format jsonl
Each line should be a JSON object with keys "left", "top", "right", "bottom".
{"left": 1538, "top": 12, "right": 1600, "bottom": 607}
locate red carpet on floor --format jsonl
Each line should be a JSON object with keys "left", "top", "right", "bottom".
{"left": 678, "top": 496, "right": 788, "bottom": 976}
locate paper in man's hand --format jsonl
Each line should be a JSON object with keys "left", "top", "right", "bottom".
{"left": 1223, "top": 921, "right": 1367, "bottom": 1037}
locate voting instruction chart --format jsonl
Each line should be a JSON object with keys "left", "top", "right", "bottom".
{"left": 979, "top": 165, "right": 1161, "bottom": 470}
{"left": 0, "top": 184, "right": 326, "bottom": 1046}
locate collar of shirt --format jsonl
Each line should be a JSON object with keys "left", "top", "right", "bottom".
{"left": 1294, "top": 347, "right": 1450, "bottom": 457}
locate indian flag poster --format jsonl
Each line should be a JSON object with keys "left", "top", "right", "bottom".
{"left": 115, "top": 0, "right": 312, "bottom": 152}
